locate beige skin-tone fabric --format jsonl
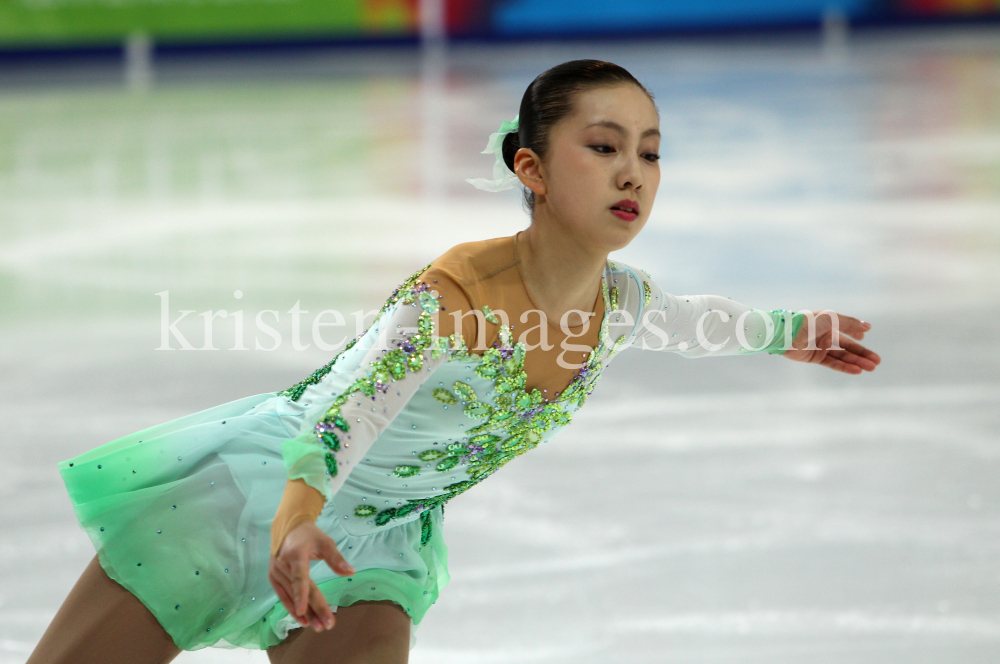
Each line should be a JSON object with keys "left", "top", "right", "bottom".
{"left": 269, "top": 231, "right": 606, "bottom": 556}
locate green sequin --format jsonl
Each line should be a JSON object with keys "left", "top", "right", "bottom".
{"left": 436, "top": 456, "right": 461, "bottom": 471}
{"left": 319, "top": 431, "right": 340, "bottom": 452}
{"left": 354, "top": 505, "right": 378, "bottom": 518}
{"left": 419, "top": 510, "right": 433, "bottom": 545}
{"left": 453, "top": 382, "right": 477, "bottom": 402}
{"left": 276, "top": 337, "right": 360, "bottom": 402}
{"left": 465, "top": 401, "right": 493, "bottom": 418}
{"left": 418, "top": 449, "right": 448, "bottom": 461}
{"left": 418, "top": 290, "right": 439, "bottom": 313}
{"left": 642, "top": 281, "right": 651, "bottom": 307}
{"left": 432, "top": 388, "right": 457, "bottom": 405}
{"left": 481, "top": 304, "right": 500, "bottom": 324}
{"left": 609, "top": 333, "right": 629, "bottom": 358}
{"left": 609, "top": 286, "right": 619, "bottom": 312}
{"left": 394, "top": 465, "right": 421, "bottom": 478}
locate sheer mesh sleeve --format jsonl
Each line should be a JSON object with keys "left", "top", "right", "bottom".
{"left": 280, "top": 271, "right": 473, "bottom": 502}
{"left": 629, "top": 269, "right": 804, "bottom": 358}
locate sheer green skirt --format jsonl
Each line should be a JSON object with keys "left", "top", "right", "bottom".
{"left": 58, "top": 392, "right": 449, "bottom": 651}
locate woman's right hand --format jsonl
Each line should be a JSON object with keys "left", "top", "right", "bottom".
{"left": 268, "top": 521, "right": 355, "bottom": 632}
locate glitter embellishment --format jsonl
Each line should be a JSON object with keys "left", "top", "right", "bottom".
{"left": 432, "top": 388, "right": 457, "bottom": 405}
{"left": 393, "top": 465, "right": 421, "bottom": 478}
{"left": 301, "top": 265, "right": 464, "bottom": 481}
{"left": 357, "top": 294, "right": 612, "bottom": 529}
{"left": 481, "top": 305, "right": 500, "bottom": 325}
{"left": 609, "top": 334, "right": 629, "bottom": 358}
{"left": 277, "top": 263, "right": 433, "bottom": 401}
{"left": 420, "top": 510, "right": 433, "bottom": 545}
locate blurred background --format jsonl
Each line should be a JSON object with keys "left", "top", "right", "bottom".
{"left": 2, "top": 1, "right": 999, "bottom": 662}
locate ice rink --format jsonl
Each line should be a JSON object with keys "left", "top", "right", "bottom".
{"left": 2, "top": 25, "right": 999, "bottom": 663}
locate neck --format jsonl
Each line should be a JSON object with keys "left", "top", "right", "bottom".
{"left": 516, "top": 219, "right": 607, "bottom": 328}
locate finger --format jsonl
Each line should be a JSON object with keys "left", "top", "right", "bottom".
{"left": 308, "top": 580, "right": 336, "bottom": 629}
{"left": 828, "top": 349, "right": 874, "bottom": 372}
{"left": 832, "top": 338, "right": 881, "bottom": 369}
{"left": 820, "top": 353, "right": 862, "bottom": 374}
{"left": 270, "top": 563, "right": 307, "bottom": 626}
{"left": 835, "top": 313, "right": 872, "bottom": 340}
{"left": 320, "top": 536, "right": 356, "bottom": 576}
{"left": 274, "top": 556, "right": 322, "bottom": 626}
{"left": 848, "top": 340, "right": 881, "bottom": 366}
{"left": 824, "top": 310, "right": 871, "bottom": 339}
{"left": 272, "top": 553, "right": 295, "bottom": 579}
{"left": 269, "top": 568, "right": 308, "bottom": 626}
{"left": 270, "top": 559, "right": 297, "bottom": 597}
{"left": 301, "top": 601, "right": 326, "bottom": 632}
{"left": 290, "top": 557, "right": 311, "bottom": 617}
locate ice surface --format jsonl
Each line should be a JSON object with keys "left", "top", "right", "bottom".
{"left": 2, "top": 27, "right": 998, "bottom": 663}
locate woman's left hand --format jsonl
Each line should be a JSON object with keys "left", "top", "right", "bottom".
{"left": 781, "top": 310, "right": 881, "bottom": 374}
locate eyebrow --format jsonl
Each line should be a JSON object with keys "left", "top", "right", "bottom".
{"left": 584, "top": 120, "right": 660, "bottom": 139}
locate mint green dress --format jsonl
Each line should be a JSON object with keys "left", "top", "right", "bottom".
{"left": 58, "top": 259, "right": 803, "bottom": 652}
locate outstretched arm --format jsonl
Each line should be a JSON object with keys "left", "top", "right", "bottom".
{"left": 630, "top": 274, "right": 804, "bottom": 357}
{"left": 629, "top": 273, "right": 880, "bottom": 373}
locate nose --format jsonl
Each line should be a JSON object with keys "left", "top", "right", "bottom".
{"left": 616, "top": 151, "right": 643, "bottom": 192}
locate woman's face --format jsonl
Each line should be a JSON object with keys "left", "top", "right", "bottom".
{"left": 530, "top": 83, "right": 661, "bottom": 252}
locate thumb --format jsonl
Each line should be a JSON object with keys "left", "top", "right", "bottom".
{"left": 320, "top": 535, "right": 356, "bottom": 576}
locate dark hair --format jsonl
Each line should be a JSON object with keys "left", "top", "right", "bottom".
{"left": 501, "top": 59, "right": 656, "bottom": 215}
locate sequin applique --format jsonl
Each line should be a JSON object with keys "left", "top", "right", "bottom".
{"left": 306, "top": 268, "right": 448, "bottom": 479}
{"left": 642, "top": 281, "right": 652, "bottom": 307}
{"left": 277, "top": 263, "right": 434, "bottom": 401}
{"left": 277, "top": 337, "right": 361, "bottom": 402}
{"left": 608, "top": 334, "right": 629, "bottom": 358}
{"left": 356, "top": 295, "right": 614, "bottom": 530}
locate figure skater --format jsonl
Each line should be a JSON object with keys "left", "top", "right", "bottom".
{"left": 26, "top": 59, "right": 880, "bottom": 664}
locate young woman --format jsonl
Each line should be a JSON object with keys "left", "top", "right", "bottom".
{"left": 27, "top": 59, "right": 880, "bottom": 664}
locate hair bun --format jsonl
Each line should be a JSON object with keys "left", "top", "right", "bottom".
{"left": 501, "top": 130, "right": 520, "bottom": 173}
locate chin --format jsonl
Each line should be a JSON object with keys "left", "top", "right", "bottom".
{"left": 598, "top": 226, "right": 639, "bottom": 252}
{"left": 613, "top": 220, "right": 646, "bottom": 247}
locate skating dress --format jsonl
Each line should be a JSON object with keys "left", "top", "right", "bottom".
{"left": 58, "top": 232, "right": 804, "bottom": 652}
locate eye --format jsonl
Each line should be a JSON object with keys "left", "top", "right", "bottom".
{"left": 643, "top": 153, "right": 661, "bottom": 163}
{"left": 589, "top": 145, "right": 615, "bottom": 154}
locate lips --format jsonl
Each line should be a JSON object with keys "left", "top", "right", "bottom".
{"left": 610, "top": 199, "right": 639, "bottom": 221}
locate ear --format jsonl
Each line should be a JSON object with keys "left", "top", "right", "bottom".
{"left": 513, "top": 148, "right": 547, "bottom": 197}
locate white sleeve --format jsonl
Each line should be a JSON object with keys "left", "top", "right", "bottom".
{"left": 628, "top": 271, "right": 802, "bottom": 358}
{"left": 280, "top": 287, "right": 452, "bottom": 502}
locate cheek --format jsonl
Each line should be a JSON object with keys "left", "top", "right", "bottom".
{"left": 550, "top": 151, "right": 602, "bottom": 198}
{"left": 649, "top": 166, "right": 661, "bottom": 190}
{"left": 544, "top": 155, "right": 576, "bottom": 197}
